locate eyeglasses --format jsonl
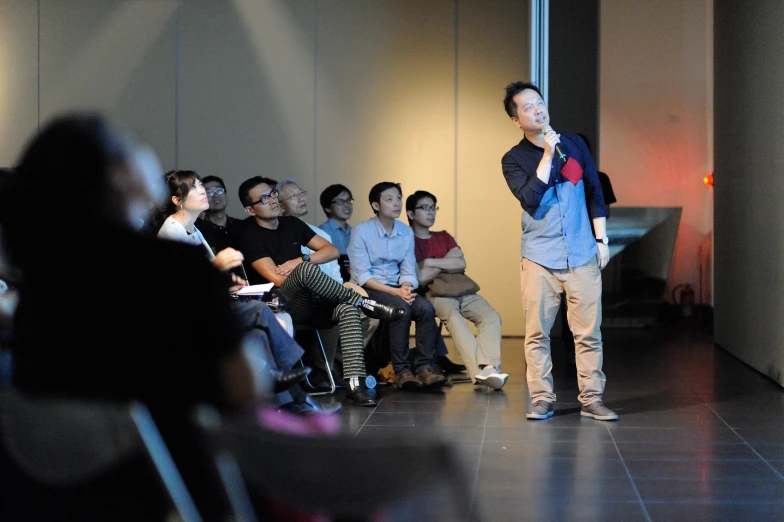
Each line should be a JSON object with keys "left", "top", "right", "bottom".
{"left": 415, "top": 205, "right": 439, "bottom": 212}
{"left": 331, "top": 198, "right": 354, "bottom": 206}
{"left": 206, "top": 188, "right": 226, "bottom": 197}
{"left": 248, "top": 189, "right": 279, "bottom": 206}
{"left": 279, "top": 190, "right": 307, "bottom": 202}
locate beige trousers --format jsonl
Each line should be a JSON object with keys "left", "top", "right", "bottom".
{"left": 428, "top": 293, "right": 503, "bottom": 382}
{"left": 520, "top": 256, "right": 606, "bottom": 406}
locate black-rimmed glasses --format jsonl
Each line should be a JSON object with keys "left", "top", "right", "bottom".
{"left": 415, "top": 204, "right": 439, "bottom": 212}
{"left": 206, "top": 188, "right": 226, "bottom": 197}
{"left": 331, "top": 198, "right": 354, "bottom": 206}
{"left": 248, "top": 189, "right": 279, "bottom": 206}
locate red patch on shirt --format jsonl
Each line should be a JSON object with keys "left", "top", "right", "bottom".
{"left": 561, "top": 157, "right": 584, "bottom": 185}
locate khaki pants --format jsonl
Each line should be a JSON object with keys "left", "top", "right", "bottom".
{"left": 428, "top": 293, "right": 503, "bottom": 382}
{"left": 520, "top": 257, "right": 606, "bottom": 406}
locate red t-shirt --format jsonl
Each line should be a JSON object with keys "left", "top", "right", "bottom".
{"left": 414, "top": 230, "right": 459, "bottom": 262}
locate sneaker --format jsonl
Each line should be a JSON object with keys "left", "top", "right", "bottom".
{"left": 416, "top": 366, "right": 448, "bottom": 388}
{"left": 526, "top": 400, "right": 554, "bottom": 420}
{"left": 474, "top": 366, "right": 509, "bottom": 390}
{"left": 580, "top": 401, "right": 618, "bottom": 421}
{"left": 394, "top": 368, "right": 423, "bottom": 390}
{"left": 356, "top": 298, "right": 406, "bottom": 321}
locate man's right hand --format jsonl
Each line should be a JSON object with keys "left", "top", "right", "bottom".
{"left": 395, "top": 285, "right": 416, "bottom": 304}
{"left": 542, "top": 127, "right": 561, "bottom": 159}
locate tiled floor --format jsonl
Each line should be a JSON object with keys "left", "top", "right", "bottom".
{"left": 332, "top": 323, "right": 784, "bottom": 521}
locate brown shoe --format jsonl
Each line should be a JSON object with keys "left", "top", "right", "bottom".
{"left": 395, "top": 368, "right": 424, "bottom": 390}
{"left": 416, "top": 366, "right": 448, "bottom": 388}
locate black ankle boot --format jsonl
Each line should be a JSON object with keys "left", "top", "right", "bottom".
{"left": 357, "top": 298, "right": 406, "bottom": 321}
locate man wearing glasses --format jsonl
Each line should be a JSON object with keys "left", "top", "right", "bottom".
{"left": 235, "top": 176, "right": 404, "bottom": 407}
{"left": 406, "top": 190, "right": 508, "bottom": 390}
{"left": 195, "top": 175, "right": 243, "bottom": 253}
{"left": 277, "top": 179, "right": 342, "bottom": 283}
{"left": 319, "top": 184, "right": 355, "bottom": 282}
{"left": 348, "top": 182, "right": 447, "bottom": 391}
{"left": 277, "top": 178, "right": 380, "bottom": 390}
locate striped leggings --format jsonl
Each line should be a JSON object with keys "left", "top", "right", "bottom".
{"left": 279, "top": 261, "right": 366, "bottom": 379}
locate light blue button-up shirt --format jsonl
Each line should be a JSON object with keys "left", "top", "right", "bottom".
{"left": 318, "top": 219, "right": 352, "bottom": 255}
{"left": 347, "top": 216, "right": 418, "bottom": 288}
{"left": 302, "top": 223, "right": 343, "bottom": 283}
{"left": 502, "top": 133, "right": 606, "bottom": 270}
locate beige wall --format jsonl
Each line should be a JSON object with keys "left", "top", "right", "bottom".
{"left": 599, "top": 0, "right": 714, "bottom": 305}
{"left": 0, "top": 0, "right": 530, "bottom": 335}
{"left": 714, "top": 0, "right": 784, "bottom": 387}
{"left": 0, "top": 1, "right": 38, "bottom": 164}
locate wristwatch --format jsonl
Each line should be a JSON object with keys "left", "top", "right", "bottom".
{"left": 596, "top": 236, "right": 609, "bottom": 245}
{"left": 301, "top": 254, "right": 311, "bottom": 262}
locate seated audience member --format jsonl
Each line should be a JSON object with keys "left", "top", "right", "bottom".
{"left": 277, "top": 179, "right": 380, "bottom": 387}
{"left": 406, "top": 191, "right": 508, "bottom": 390}
{"left": 235, "top": 176, "right": 405, "bottom": 407}
{"left": 348, "top": 182, "right": 447, "bottom": 390}
{"left": 319, "top": 184, "right": 354, "bottom": 281}
{"left": 278, "top": 179, "right": 343, "bottom": 284}
{"left": 196, "top": 174, "right": 244, "bottom": 252}
{"left": 0, "top": 114, "right": 261, "bottom": 519}
{"left": 157, "top": 169, "right": 332, "bottom": 415}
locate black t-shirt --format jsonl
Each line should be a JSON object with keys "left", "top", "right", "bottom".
{"left": 236, "top": 216, "right": 316, "bottom": 284}
{"left": 11, "top": 226, "right": 241, "bottom": 411}
{"left": 195, "top": 215, "right": 243, "bottom": 254}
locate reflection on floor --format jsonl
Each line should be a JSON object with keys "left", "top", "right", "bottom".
{"left": 333, "top": 324, "right": 784, "bottom": 522}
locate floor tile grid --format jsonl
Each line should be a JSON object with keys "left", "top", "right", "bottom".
{"left": 704, "top": 403, "right": 784, "bottom": 482}
{"left": 604, "top": 422, "right": 654, "bottom": 522}
{"left": 468, "top": 394, "right": 490, "bottom": 522}
{"left": 352, "top": 391, "right": 490, "bottom": 521}
{"left": 352, "top": 397, "right": 380, "bottom": 438}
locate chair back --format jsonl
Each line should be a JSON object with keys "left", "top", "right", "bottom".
{"left": 198, "top": 406, "right": 478, "bottom": 521}
{"left": 0, "top": 390, "right": 202, "bottom": 522}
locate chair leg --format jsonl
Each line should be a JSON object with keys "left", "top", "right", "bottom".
{"left": 304, "top": 330, "right": 336, "bottom": 396}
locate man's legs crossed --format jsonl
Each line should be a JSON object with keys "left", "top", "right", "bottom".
{"left": 330, "top": 303, "right": 367, "bottom": 381}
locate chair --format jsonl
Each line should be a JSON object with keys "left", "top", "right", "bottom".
{"left": 195, "top": 406, "right": 479, "bottom": 522}
{"left": 293, "top": 323, "right": 336, "bottom": 395}
{"left": 0, "top": 390, "right": 201, "bottom": 522}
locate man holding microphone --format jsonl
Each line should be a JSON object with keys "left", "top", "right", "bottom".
{"left": 501, "top": 81, "right": 617, "bottom": 421}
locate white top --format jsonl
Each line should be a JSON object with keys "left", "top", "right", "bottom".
{"left": 303, "top": 223, "right": 343, "bottom": 283}
{"left": 157, "top": 215, "right": 295, "bottom": 335}
{"left": 157, "top": 216, "right": 216, "bottom": 261}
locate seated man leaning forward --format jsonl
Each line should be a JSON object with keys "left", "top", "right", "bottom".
{"left": 406, "top": 190, "right": 508, "bottom": 390}
{"left": 235, "top": 176, "right": 405, "bottom": 407}
{"left": 348, "top": 182, "right": 447, "bottom": 391}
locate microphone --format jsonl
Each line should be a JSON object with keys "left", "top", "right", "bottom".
{"left": 543, "top": 125, "right": 567, "bottom": 161}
